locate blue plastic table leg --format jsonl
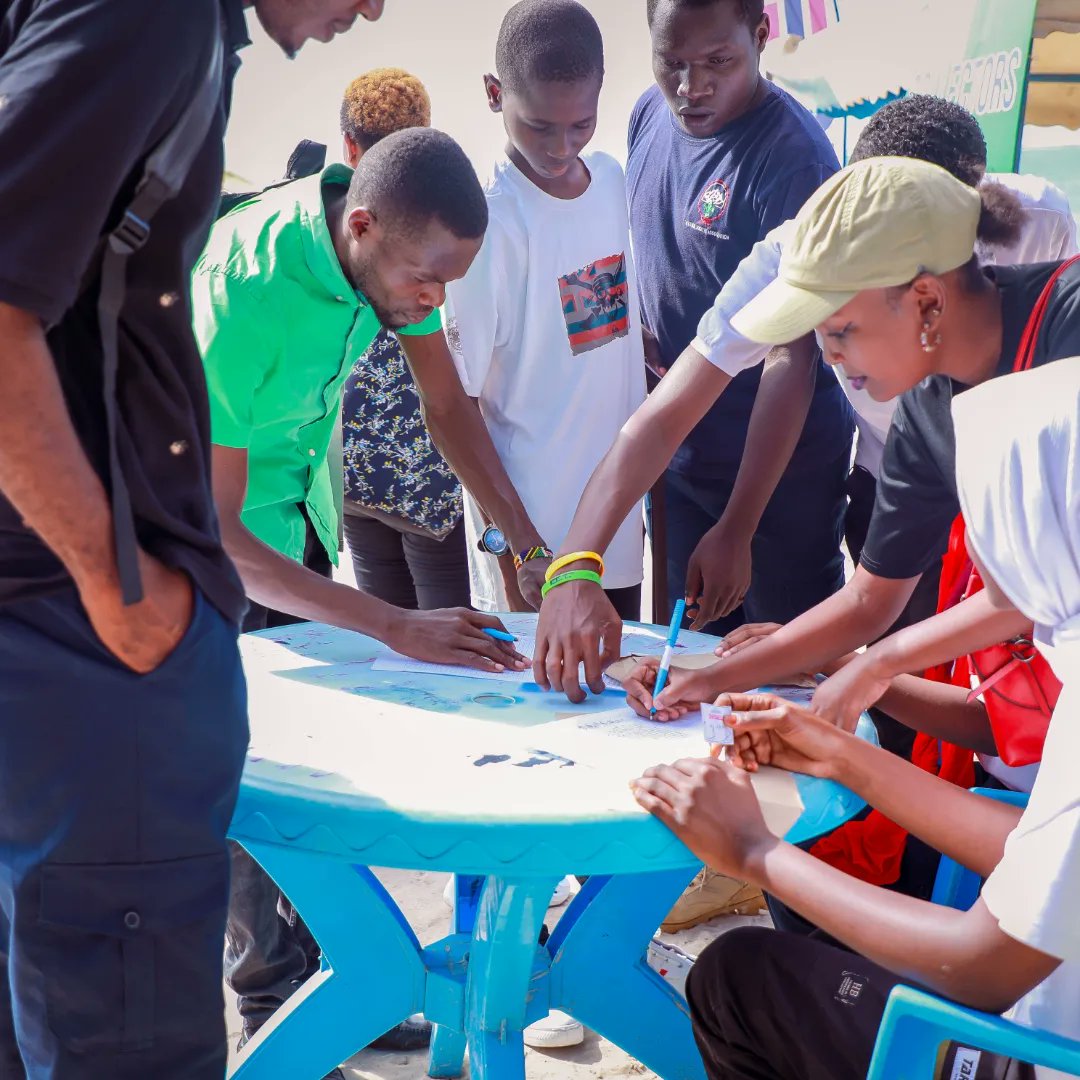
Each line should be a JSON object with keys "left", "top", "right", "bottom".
{"left": 228, "top": 840, "right": 424, "bottom": 1080}
{"left": 428, "top": 875, "right": 483, "bottom": 1079}
{"left": 464, "top": 875, "right": 560, "bottom": 1080}
{"left": 547, "top": 867, "right": 706, "bottom": 1080}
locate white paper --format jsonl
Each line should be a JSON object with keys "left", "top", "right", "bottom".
{"left": 761, "top": 684, "right": 817, "bottom": 707}
{"left": 371, "top": 629, "right": 670, "bottom": 685}
{"left": 614, "top": 628, "right": 669, "bottom": 654}
{"left": 574, "top": 707, "right": 704, "bottom": 740}
{"left": 371, "top": 655, "right": 529, "bottom": 682}
{"left": 515, "top": 707, "right": 710, "bottom": 797}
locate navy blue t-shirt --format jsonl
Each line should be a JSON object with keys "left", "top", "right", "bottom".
{"left": 628, "top": 82, "right": 853, "bottom": 477}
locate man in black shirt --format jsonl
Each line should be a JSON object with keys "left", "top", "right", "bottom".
{"left": 0, "top": 2, "right": 385, "bottom": 1076}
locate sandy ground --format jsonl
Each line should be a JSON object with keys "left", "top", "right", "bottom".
{"left": 226, "top": 867, "right": 772, "bottom": 1079}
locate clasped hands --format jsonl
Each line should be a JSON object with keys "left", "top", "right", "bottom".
{"left": 628, "top": 688, "right": 857, "bottom": 879}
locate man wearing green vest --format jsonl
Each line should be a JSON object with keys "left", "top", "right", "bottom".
{"left": 193, "top": 127, "right": 540, "bottom": 1057}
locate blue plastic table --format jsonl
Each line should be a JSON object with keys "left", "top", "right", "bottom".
{"left": 228, "top": 615, "right": 875, "bottom": 1080}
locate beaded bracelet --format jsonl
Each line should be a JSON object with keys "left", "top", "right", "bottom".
{"left": 513, "top": 545, "right": 554, "bottom": 571}
{"left": 540, "top": 568, "right": 603, "bottom": 600}
{"left": 545, "top": 550, "right": 605, "bottom": 582}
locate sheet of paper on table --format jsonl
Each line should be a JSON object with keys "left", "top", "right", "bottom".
{"left": 370, "top": 627, "right": 694, "bottom": 683}
{"left": 526, "top": 704, "right": 804, "bottom": 839}
{"left": 605, "top": 653, "right": 819, "bottom": 690}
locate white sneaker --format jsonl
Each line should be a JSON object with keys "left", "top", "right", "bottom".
{"left": 646, "top": 937, "right": 697, "bottom": 998}
{"left": 442, "top": 875, "right": 577, "bottom": 910}
{"left": 523, "top": 1010, "right": 585, "bottom": 1049}
{"left": 548, "top": 875, "right": 577, "bottom": 907}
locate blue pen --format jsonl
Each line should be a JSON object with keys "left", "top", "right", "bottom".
{"left": 650, "top": 599, "right": 686, "bottom": 717}
{"left": 482, "top": 627, "right": 518, "bottom": 643}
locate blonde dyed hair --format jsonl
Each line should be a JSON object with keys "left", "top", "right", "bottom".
{"left": 340, "top": 67, "right": 431, "bottom": 151}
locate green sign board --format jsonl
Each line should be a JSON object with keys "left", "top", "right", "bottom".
{"left": 940, "top": 0, "right": 1040, "bottom": 172}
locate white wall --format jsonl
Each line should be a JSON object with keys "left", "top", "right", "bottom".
{"left": 225, "top": 1, "right": 655, "bottom": 187}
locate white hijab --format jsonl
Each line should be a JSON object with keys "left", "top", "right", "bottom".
{"left": 958, "top": 361, "right": 1080, "bottom": 1077}
{"left": 953, "top": 359, "right": 1080, "bottom": 682}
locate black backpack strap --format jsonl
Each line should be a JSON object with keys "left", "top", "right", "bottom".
{"left": 284, "top": 139, "right": 326, "bottom": 181}
{"left": 98, "top": 33, "right": 224, "bottom": 605}
{"left": 216, "top": 141, "right": 325, "bottom": 221}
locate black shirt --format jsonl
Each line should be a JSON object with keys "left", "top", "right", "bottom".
{"left": 0, "top": 0, "right": 250, "bottom": 622}
{"left": 861, "top": 261, "right": 1080, "bottom": 580}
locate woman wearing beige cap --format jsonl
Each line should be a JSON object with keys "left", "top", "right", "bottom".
{"left": 634, "top": 156, "right": 1080, "bottom": 724}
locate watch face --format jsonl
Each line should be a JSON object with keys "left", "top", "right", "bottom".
{"left": 482, "top": 525, "right": 508, "bottom": 555}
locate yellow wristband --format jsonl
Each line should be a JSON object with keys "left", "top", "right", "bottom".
{"left": 545, "top": 551, "right": 605, "bottom": 582}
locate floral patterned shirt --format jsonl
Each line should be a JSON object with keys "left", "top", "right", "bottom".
{"left": 342, "top": 329, "right": 462, "bottom": 540}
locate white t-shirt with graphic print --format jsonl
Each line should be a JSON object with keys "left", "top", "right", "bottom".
{"left": 443, "top": 151, "right": 646, "bottom": 611}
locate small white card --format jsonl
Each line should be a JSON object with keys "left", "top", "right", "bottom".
{"left": 701, "top": 702, "right": 734, "bottom": 745}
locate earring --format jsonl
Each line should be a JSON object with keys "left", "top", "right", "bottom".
{"left": 921, "top": 320, "right": 942, "bottom": 353}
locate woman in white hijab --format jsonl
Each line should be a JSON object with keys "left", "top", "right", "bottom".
{"left": 628, "top": 360, "right": 1080, "bottom": 1080}
{"left": 955, "top": 359, "right": 1080, "bottom": 1068}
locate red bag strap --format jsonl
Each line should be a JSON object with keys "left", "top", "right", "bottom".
{"left": 1014, "top": 255, "right": 1080, "bottom": 373}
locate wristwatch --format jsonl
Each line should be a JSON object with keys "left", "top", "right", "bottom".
{"left": 477, "top": 523, "right": 510, "bottom": 557}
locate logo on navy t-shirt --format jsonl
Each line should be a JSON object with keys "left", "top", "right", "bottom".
{"left": 698, "top": 178, "right": 730, "bottom": 226}
{"left": 685, "top": 176, "right": 732, "bottom": 239}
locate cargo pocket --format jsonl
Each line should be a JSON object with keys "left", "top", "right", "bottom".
{"left": 36, "top": 852, "right": 230, "bottom": 1055}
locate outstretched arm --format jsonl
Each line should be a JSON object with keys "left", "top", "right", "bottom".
{"left": 686, "top": 335, "right": 818, "bottom": 629}
{"left": 531, "top": 346, "right": 732, "bottom": 700}
{"left": 212, "top": 445, "right": 521, "bottom": 671}
{"left": 810, "top": 589, "right": 1031, "bottom": 729}
{"left": 400, "top": 330, "right": 549, "bottom": 607}
{"left": 640, "top": 567, "right": 920, "bottom": 720}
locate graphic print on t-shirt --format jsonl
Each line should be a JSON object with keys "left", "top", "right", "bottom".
{"left": 558, "top": 252, "right": 630, "bottom": 356}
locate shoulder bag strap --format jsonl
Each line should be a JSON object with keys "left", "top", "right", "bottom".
{"left": 98, "top": 33, "right": 224, "bottom": 604}
{"left": 1013, "top": 255, "right": 1080, "bottom": 374}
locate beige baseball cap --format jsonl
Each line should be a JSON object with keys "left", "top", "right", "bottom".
{"left": 731, "top": 157, "right": 983, "bottom": 345}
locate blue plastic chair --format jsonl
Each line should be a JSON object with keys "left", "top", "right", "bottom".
{"left": 867, "top": 787, "right": 1080, "bottom": 1079}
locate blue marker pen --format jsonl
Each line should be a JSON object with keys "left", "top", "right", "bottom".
{"left": 482, "top": 627, "right": 518, "bottom": 643}
{"left": 650, "top": 598, "right": 686, "bottom": 717}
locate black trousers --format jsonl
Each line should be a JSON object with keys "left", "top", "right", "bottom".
{"left": 241, "top": 506, "right": 334, "bottom": 632}
{"left": 686, "top": 927, "right": 1030, "bottom": 1080}
{"left": 343, "top": 509, "right": 471, "bottom": 611}
{"left": 605, "top": 583, "right": 644, "bottom": 623}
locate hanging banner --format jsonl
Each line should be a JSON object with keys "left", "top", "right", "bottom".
{"left": 765, "top": 0, "right": 1043, "bottom": 170}
{"left": 937, "top": 0, "right": 1041, "bottom": 171}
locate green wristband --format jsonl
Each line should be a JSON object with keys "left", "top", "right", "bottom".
{"left": 541, "top": 568, "right": 603, "bottom": 600}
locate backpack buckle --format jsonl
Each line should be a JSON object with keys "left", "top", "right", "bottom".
{"left": 109, "top": 210, "right": 151, "bottom": 256}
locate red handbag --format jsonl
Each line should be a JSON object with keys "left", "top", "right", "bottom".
{"left": 938, "top": 518, "right": 1059, "bottom": 767}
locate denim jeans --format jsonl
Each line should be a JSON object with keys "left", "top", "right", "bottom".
{"left": 0, "top": 588, "right": 247, "bottom": 1078}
